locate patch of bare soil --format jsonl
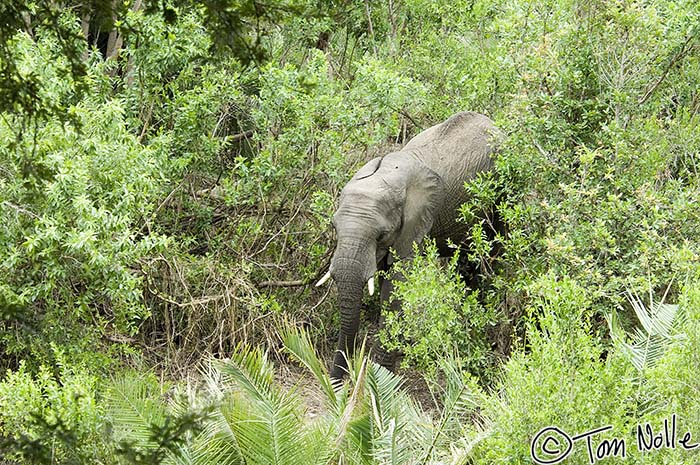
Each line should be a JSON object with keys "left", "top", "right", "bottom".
{"left": 274, "top": 361, "right": 328, "bottom": 419}
{"left": 396, "top": 365, "right": 440, "bottom": 416}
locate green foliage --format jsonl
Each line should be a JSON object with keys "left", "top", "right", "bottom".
{"left": 0, "top": 361, "right": 108, "bottom": 463}
{"left": 609, "top": 290, "right": 685, "bottom": 374}
{"left": 642, "top": 281, "right": 700, "bottom": 463}
{"left": 2, "top": 0, "right": 700, "bottom": 462}
{"left": 229, "top": 329, "right": 491, "bottom": 464}
{"left": 0, "top": 1, "right": 88, "bottom": 120}
{"left": 0, "top": 32, "right": 172, "bottom": 367}
{"left": 0, "top": 0, "right": 325, "bottom": 122}
{"left": 475, "top": 275, "right": 638, "bottom": 464}
{"left": 213, "top": 347, "right": 333, "bottom": 465}
{"left": 380, "top": 241, "right": 496, "bottom": 375}
{"left": 106, "top": 373, "right": 209, "bottom": 465}
{"left": 451, "top": 0, "right": 700, "bottom": 350}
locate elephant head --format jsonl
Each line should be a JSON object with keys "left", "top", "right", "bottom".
{"left": 317, "top": 151, "right": 444, "bottom": 379}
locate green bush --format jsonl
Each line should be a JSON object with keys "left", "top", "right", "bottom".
{"left": 643, "top": 280, "right": 700, "bottom": 464}
{"left": 0, "top": 32, "right": 173, "bottom": 368}
{"left": 380, "top": 241, "right": 497, "bottom": 376}
{"left": 0, "top": 361, "right": 108, "bottom": 463}
{"left": 474, "top": 275, "right": 637, "bottom": 464}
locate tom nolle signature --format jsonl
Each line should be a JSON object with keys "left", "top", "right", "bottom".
{"left": 530, "top": 414, "right": 698, "bottom": 464}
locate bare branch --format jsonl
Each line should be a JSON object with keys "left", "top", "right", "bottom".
{"left": 364, "top": 0, "right": 378, "bottom": 55}
{"left": 230, "top": 129, "right": 254, "bottom": 142}
{"left": 257, "top": 279, "right": 307, "bottom": 288}
{"left": 639, "top": 31, "right": 698, "bottom": 105}
{"left": 2, "top": 201, "right": 39, "bottom": 219}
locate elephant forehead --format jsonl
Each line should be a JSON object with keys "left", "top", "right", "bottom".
{"left": 339, "top": 178, "right": 401, "bottom": 209}
{"left": 342, "top": 179, "right": 381, "bottom": 196}
{"left": 335, "top": 185, "right": 401, "bottom": 225}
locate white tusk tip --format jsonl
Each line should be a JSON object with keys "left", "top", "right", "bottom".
{"left": 368, "top": 277, "right": 375, "bottom": 296}
{"left": 315, "top": 270, "right": 332, "bottom": 287}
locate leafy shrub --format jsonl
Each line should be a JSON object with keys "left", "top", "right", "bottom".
{"left": 380, "top": 241, "right": 497, "bottom": 376}
{"left": 105, "top": 372, "right": 209, "bottom": 465}
{"left": 642, "top": 280, "right": 700, "bottom": 464}
{"left": 475, "top": 275, "right": 638, "bottom": 464}
{"left": 0, "top": 364, "right": 209, "bottom": 465}
{"left": 0, "top": 361, "right": 108, "bottom": 463}
{"left": 135, "top": 47, "right": 429, "bottom": 362}
{"left": 454, "top": 0, "right": 700, "bottom": 344}
{"left": 0, "top": 38, "right": 173, "bottom": 367}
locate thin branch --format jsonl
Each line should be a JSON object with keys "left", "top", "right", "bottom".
{"left": 639, "top": 31, "right": 697, "bottom": 105}
{"left": 309, "top": 284, "right": 332, "bottom": 312}
{"left": 364, "top": 0, "right": 378, "bottom": 55}
{"left": 229, "top": 129, "right": 254, "bottom": 142}
{"left": 249, "top": 198, "right": 306, "bottom": 258}
{"left": 2, "top": 201, "right": 39, "bottom": 219}
{"left": 397, "top": 109, "right": 420, "bottom": 129}
{"left": 532, "top": 138, "right": 556, "bottom": 163}
{"left": 256, "top": 255, "right": 333, "bottom": 289}
{"left": 137, "top": 181, "right": 184, "bottom": 234}
{"left": 257, "top": 279, "right": 307, "bottom": 288}
{"left": 137, "top": 102, "right": 154, "bottom": 143}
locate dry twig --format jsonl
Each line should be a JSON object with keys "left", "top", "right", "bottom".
{"left": 639, "top": 31, "right": 698, "bottom": 105}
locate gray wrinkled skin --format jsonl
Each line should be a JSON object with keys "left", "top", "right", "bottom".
{"left": 327, "top": 111, "right": 502, "bottom": 379}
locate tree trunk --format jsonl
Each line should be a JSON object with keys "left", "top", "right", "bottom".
{"left": 315, "top": 31, "right": 330, "bottom": 51}
{"left": 80, "top": 13, "right": 91, "bottom": 60}
{"left": 124, "top": 0, "right": 144, "bottom": 85}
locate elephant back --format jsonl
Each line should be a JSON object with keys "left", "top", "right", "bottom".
{"left": 402, "top": 111, "right": 501, "bottom": 244}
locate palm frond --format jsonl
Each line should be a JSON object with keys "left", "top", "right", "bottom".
{"left": 337, "top": 357, "right": 368, "bottom": 447}
{"left": 442, "top": 430, "right": 493, "bottom": 465}
{"left": 104, "top": 374, "right": 169, "bottom": 447}
{"left": 281, "top": 325, "right": 337, "bottom": 408}
{"left": 366, "top": 363, "right": 432, "bottom": 465}
{"left": 609, "top": 290, "right": 685, "bottom": 373}
{"left": 627, "top": 292, "right": 678, "bottom": 338}
{"left": 213, "top": 346, "right": 334, "bottom": 465}
{"left": 437, "top": 355, "right": 482, "bottom": 420}
{"left": 215, "top": 345, "right": 276, "bottom": 404}
{"left": 189, "top": 408, "right": 243, "bottom": 465}
{"left": 105, "top": 374, "right": 208, "bottom": 465}
{"left": 343, "top": 413, "right": 373, "bottom": 465}
{"left": 371, "top": 416, "right": 408, "bottom": 465}
{"left": 365, "top": 363, "right": 405, "bottom": 431}
{"left": 419, "top": 355, "right": 485, "bottom": 463}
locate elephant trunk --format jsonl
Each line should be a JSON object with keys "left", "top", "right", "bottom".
{"left": 330, "top": 240, "right": 376, "bottom": 379}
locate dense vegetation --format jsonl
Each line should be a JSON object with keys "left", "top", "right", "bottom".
{"left": 1, "top": 0, "right": 699, "bottom": 463}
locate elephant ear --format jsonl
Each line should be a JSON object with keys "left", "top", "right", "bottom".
{"left": 392, "top": 160, "right": 444, "bottom": 260}
{"left": 352, "top": 157, "right": 383, "bottom": 180}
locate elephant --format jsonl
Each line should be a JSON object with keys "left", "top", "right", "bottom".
{"left": 316, "top": 111, "right": 502, "bottom": 379}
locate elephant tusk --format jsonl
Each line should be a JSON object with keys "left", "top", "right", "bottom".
{"left": 367, "top": 277, "right": 375, "bottom": 296}
{"left": 315, "top": 270, "right": 332, "bottom": 287}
